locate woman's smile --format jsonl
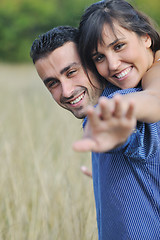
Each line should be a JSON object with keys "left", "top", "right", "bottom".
{"left": 113, "top": 66, "right": 133, "bottom": 80}
{"left": 94, "top": 21, "right": 154, "bottom": 89}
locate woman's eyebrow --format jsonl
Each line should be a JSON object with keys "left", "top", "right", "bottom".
{"left": 92, "top": 38, "right": 124, "bottom": 57}
{"left": 92, "top": 52, "right": 98, "bottom": 58}
{"left": 108, "top": 39, "right": 119, "bottom": 47}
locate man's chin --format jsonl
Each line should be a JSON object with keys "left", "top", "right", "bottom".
{"left": 65, "top": 106, "right": 86, "bottom": 119}
{"left": 61, "top": 105, "right": 86, "bottom": 119}
{"left": 68, "top": 108, "right": 86, "bottom": 119}
{"left": 72, "top": 111, "right": 86, "bottom": 119}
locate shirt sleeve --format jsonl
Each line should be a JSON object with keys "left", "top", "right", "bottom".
{"left": 82, "top": 86, "right": 160, "bottom": 162}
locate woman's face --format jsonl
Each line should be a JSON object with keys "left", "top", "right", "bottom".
{"left": 91, "top": 22, "right": 154, "bottom": 89}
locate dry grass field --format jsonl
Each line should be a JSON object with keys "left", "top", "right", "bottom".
{"left": 0, "top": 64, "right": 97, "bottom": 240}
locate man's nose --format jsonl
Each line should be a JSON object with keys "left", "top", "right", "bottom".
{"left": 61, "top": 80, "right": 74, "bottom": 98}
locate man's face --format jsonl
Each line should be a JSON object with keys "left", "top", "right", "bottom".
{"left": 35, "top": 42, "right": 103, "bottom": 119}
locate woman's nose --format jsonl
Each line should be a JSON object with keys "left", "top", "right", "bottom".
{"left": 107, "top": 53, "right": 121, "bottom": 72}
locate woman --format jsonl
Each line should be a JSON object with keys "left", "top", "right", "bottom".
{"left": 78, "top": 0, "right": 160, "bottom": 123}
{"left": 76, "top": 1, "right": 160, "bottom": 239}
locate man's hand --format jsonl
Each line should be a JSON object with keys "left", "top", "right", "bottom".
{"left": 73, "top": 95, "right": 136, "bottom": 153}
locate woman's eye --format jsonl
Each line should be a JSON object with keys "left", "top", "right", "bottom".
{"left": 93, "top": 54, "right": 104, "bottom": 63}
{"left": 114, "top": 43, "right": 125, "bottom": 51}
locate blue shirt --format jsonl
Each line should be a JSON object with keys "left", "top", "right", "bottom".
{"left": 83, "top": 83, "right": 160, "bottom": 240}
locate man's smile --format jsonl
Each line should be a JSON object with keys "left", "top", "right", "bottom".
{"left": 70, "top": 92, "right": 85, "bottom": 105}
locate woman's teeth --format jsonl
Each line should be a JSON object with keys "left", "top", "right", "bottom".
{"left": 115, "top": 67, "right": 132, "bottom": 79}
{"left": 70, "top": 93, "right": 85, "bottom": 105}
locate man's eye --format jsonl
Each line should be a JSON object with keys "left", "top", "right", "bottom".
{"left": 47, "top": 80, "right": 59, "bottom": 88}
{"left": 114, "top": 43, "right": 125, "bottom": 51}
{"left": 93, "top": 54, "right": 104, "bottom": 63}
{"left": 67, "top": 70, "right": 77, "bottom": 77}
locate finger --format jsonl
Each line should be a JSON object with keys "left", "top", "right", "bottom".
{"left": 86, "top": 106, "right": 101, "bottom": 128}
{"left": 81, "top": 166, "right": 92, "bottom": 178}
{"left": 98, "top": 97, "right": 112, "bottom": 120}
{"left": 113, "top": 94, "right": 123, "bottom": 118}
{"left": 125, "top": 101, "right": 135, "bottom": 119}
{"left": 72, "top": 138, "right": 96, "bottom": 152}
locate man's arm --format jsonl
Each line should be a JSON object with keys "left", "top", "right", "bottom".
{"left": 73, "top": 95, "right": 136, "bottom": 153}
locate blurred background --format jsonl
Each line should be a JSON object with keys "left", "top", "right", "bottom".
{"left": 0, "top": 0, "right": 159, "bottom": 63}
{"left": 0, "top": 0, "right": 159, "bottom": 239}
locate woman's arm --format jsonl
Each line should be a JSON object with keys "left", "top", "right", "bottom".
{"left": 120, "top": 50, "right": 160, "bottom": 123}
{"left": 73, "top": 52, "right": 160, "bottom": 154}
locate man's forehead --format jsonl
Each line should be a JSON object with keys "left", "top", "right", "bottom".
{"left": 55, "top": 41, "right": 79, "bottom": 57}
{"left": 48, "top": 41, "right": 80, "bottom": 67}
{"left": 35, "top": 41, "right": 83, "bottom": 80}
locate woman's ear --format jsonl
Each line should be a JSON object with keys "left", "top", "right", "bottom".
{"left": 142, "top": 34, "right": 152, "bottom": 48}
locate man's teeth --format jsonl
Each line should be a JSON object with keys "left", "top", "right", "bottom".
{"left": 116, "top": 67, "right": 132, "bottom": 79}
{"left": 70, "top": 93, "right": 85, "bottom": 105}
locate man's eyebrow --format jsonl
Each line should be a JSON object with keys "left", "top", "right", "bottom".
{"left": 43, "top": 62, "right": 81, "bottom": 85}
{"left": 60, "top": 62, "right": 80, "bottom": 75}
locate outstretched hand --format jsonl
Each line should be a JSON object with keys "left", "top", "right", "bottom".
{"left": 73, "top": 95, "right": 136, "bottom": 153}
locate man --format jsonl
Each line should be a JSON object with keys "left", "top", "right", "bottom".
{"left": 30, "top": 26, "right": 103, "bottom": 119}
{"left": 30, "top": 26, "right": 160, "bottom": 240}
{"left": 30, "top": 25, "right": 135, "bottom": 144}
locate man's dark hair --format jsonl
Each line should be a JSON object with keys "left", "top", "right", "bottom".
{"left": 30, "top": 26, "right": 79, "bottom": 64}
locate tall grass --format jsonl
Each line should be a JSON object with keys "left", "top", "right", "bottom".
{"left": 0, "top": 64, "right": 97, "bottom": 240}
